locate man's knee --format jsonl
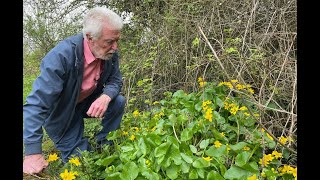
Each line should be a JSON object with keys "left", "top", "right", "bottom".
{"left": 114, "top": 95, "right": 126, "bottom": 110}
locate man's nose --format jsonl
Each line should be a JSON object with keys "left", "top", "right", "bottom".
{"left": 111, "top": 41, "right": 118, "bottom": 50}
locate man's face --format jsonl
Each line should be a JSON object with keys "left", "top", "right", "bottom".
{"left": 88, "top": 27, "right": 121, "bottom": 60}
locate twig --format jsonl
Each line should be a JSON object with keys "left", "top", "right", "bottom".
{"left": 197, "top": 25, "right": 230, "bottom": 80}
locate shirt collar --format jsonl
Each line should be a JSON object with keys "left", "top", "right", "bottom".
{"left": 83, "top": 38, "right": 97, "bottom": 64}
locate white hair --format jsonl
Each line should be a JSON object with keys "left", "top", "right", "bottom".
{"left": 82, "top": 7, "right": 123, "bottom": 40}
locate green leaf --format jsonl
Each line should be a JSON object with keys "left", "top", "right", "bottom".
{"left": 205, "top": 145, "right": 227, "bottom": 158}
{"left": 141, "top": 170, "right": 160, "bottom": 180}
{"left": 207, "top": 170, "right": 225, "bottom": 180}
{"left": 95, "top": 155, "right": 117, "bottom": 167}
{"left": 166, "top": 164, "right": 179, "bottom": 179}
{"left": 229, "top": 142, "right": 248, "bottom": 152}
{"left": 195, "top": 101, "right": 202, "bottom": 112}
{"left": 192, "top": 158, "right": 210, "bottom": 168}
{"left": 105, "top": 172, "right": 120, "bottom": 180}
{"left": 211, "top": 128, "right": 228, "bottom": 141}
{"left": 138, "top": 137, "right": 147, "bottom": 157}
{"left": 181, "top": 128, "right": 193, "bottom": 141}
{"left": 189, "top": 169, "right": 198, "bottom": 179}
{"left": 212, "top": 111, "right": 225, "bottom": 124}
{"left": 197, "top": 168, "right": 205, "bottom": 178}
{"left": 181, "top": 153, "right": 193, "bottom": 164}
{"left": 241, "top": 161, "right": 259, "bottom": 173}
{"left": 168, "top": 114, "right": 177, "bottom": 123}
{"left": 235, "top": 151, "right": 251, "bottom": 167}
{"left": 120, "top": 162, "right": 139, "bottom": 180}
{"left": 214, "top": 96, "right": 224, "bottom": 108}
{"left": 199, "top": 139, "right": 210, "bottom": 149}
{"left": 181, "top": 161, "right": 190, "bottom": 173}
{"left": 169, "top": 145, "right": 182, "bottom": 165}
{"left": 121, "top": 145, "right": 135, "bottom": 152}
{"left": 173, "top": 90, "right": 185, "bottom": 98}
{"left": 189, "top": 145, "right": 197, "bottom": 154}
{"left": 155, "top": 142, "right": 171, "bottom": 157}
{"left": 223, "top": 165, "right": 249, "bottom": 179}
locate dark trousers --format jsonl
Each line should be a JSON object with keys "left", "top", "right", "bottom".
{"left": 55, "top": 92, "right": 125, "bottom": 162}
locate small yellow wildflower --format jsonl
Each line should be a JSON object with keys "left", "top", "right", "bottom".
{"left": 202, "top": 156, "right": 212, "bottom": 162}
{"left": 239, "top": 106, "right": 248, "bottom": 111}
{"left": 214, "top": 140, "right": 222, "bottom": 148}
{"left": 60, "top": 169, "right": 78, "bottom": 180}
{"left": 247, "top": 174, "right": 257, "bottom": 180}
{"left": 133, "top": 110, "right": 139, "bottom": 117}
{"left": 272, "top": 150, "right": 282, "bottom": 159}
{"left": 204, "top": 108, "right": 213, "bottom": 122}
{"left": 244, "top": 112, "right": 250, "bottom": 116}
{"left": 226, "top": 144, "right": 231, "bottom": 151}
{"left": 122, "top": 131, "right": 128, "bottom": 136}
{"left": 47, "top": 153, "right": 59, "bottom": 162}
{"left": 248, "top": 88, "right": 254, "bottom": 94}
{"left": 236, "top": 84, "right": 245, "bottom": 90}
{"left": 266, "top": 133, "right": 274, "bottom": 141}
{"left": 278, "top": 136, "right": 288, "bottom": 145}
{"left": 230, "top": 79, "right": 238, "bottom": 83}
{"left": 199, "top": 81, "right": 207, "bottom": 87}
{"left": 243, "top": 146, "right": 250, "bottom": 151}
{"left": 69, "top": 157, "right": 81, "bottom": 166}
{"left": 131, "top": 127, "right": 140, "bottom": 132}
{"left": 220, "top": 132, "right": 225, "bottom": 137}
{"left": 130, "top": 134, "right": 135, "bottom": 141}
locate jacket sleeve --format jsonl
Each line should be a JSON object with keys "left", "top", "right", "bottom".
{"left": 102, "top": 51, "right": 123, "bottom": 99}
{"left": 23, "top": 51, "right": 66, "bottom": 155}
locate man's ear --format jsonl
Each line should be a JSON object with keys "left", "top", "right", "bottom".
{"left": 86, "top": 33, "right": 92, "bottom": 41}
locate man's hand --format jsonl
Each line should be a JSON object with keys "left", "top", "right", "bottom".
{"left": 23, "top": 154, "right": 48, "bottom": 175}
{"left": 87, "top": 94, "right": 111, "bottom": 118}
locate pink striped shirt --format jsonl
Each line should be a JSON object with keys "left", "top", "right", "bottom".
{"left": 77, "top": 39, "right": 102, "bottom": 103}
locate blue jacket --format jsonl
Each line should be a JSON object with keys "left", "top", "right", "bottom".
{"left": 23, "top": 33, "right": 123, "bottom": 155}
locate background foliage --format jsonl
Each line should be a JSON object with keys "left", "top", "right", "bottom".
{"left": 23, "top": 0, "right": 296, "bottom": 179}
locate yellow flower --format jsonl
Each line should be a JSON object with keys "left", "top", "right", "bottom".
{"left": 69, "top": 157, "right": 81, "bottom": 166}
{"left": 146, "top": 159, "right": 151, "bottom": 166}
{"left": 220, "top": 132, "right": 225, "bottom": 137}
{"left": 247, "top": 174, "right": 257, "bottom": 180}
{"left": 130, "top": 134, "right": 135, "bottom": 141}
{"left": 122, "top": 131, "right": 128, "bottom": 136}
{"left": 198, "top": 77, "right": 203, "bottom": 82}
{"left": 239, "top": 106, "right": 248, "bottom": 111}
{"left": 266, "top": 133, "right": 274, "bottom": 141}
{"left": 47, "top": 153, "right": 59, "bottom": 163}
{"left": 272, "top": 151, "right": 282, "bottom": 159}
{"left": 226, "top": 144, "right": 231, "bottom": 151}
{"left": 214, "top": 140, "right": 222, "bottom": 148}
{"left": 204, "top": 108, "right": 213, "bottom": 122}
{"left": 202, "top": 156, "right": 212, "bottom": 162}
{"left": 230, "top": 79, "right": 238, "bottom": 83}
{"left": 133, "top": 110, "right": 139, "bottom": 117}
{"left": 60, "top": 169, "right": 78, "bottom": 180}
{"left": 199, "top": 81, "right": 207, "bottom": 87}
{"left": 278, "top": 136, "right": 288, "bottom": 145}
{"left": 243, "top": 146, "right": 250, "bottom": 151}
{"left": 244, "top": 112, "right": 250, "bottom": 116}
{"left": 236, "top": 84, "right": 245, "bottom": 90}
